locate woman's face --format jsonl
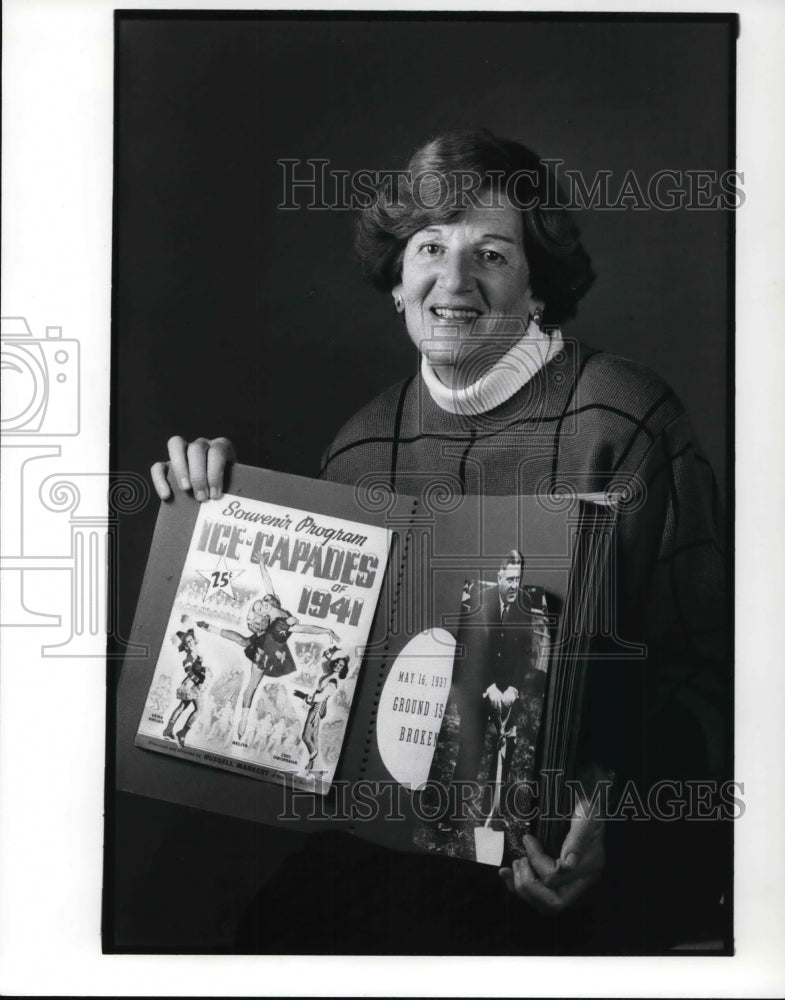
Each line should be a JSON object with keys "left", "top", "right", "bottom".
{"left": 247, "top": 601, "right": 265, "bottom": 632}
{"left": 392, "top": 196, "right": 542, "bottom": 389}
{"left": 325, "top": 657, "right": 347, "bottom": 676}
{"left": 261, "top": 597, "right": 283, "bottom": 619}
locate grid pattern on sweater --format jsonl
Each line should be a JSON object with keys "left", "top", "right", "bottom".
{"left": 319, "top": 339, "right": 728, "bottom": 779}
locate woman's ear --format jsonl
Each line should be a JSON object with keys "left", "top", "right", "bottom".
{"left": 391, "top": 285, "right": 405, "bottom": 314}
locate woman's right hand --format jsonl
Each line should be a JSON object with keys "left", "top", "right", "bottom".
{"left": 150, "top": 436, "right": 236, "bottom": 502}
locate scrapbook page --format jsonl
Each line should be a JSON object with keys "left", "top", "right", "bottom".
{"left": 121, "top": 463, "right": 618, "bottom": 867}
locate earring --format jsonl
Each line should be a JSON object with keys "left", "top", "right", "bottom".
{"left": 394, "top": 297, "right": 404, "bottom": 313}
{"left": 530, "top": 306, "right": 543, "bottom": 327}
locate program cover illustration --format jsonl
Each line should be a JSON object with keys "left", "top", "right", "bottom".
{"left": 135, "top": 493, "right": 391, "bottom": 793}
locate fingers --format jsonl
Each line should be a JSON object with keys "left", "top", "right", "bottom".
{"left": 152, "top": 436, "right": 236, "bottom": 502}
{"left": 206, "top": 437, "right": 236, "bottom": 499}
{"left": 186, "top": 438, "right": 211, "bottom": 500}
{"left": 520, "top": 834, "right": 559, "bottom": 884}
{"left": 515, "top": 827, "right": 604, "bottom": 893}
{"left": 532, "top": 811, "right": 604, "bottom": 889}
{"left": 499, "top": 856, "right": 601, "bottom": 915}
{"left": 508, "top": 856, "right": 564, "bottom": 913}
{"left": 560, "top": 810, "right": 604, "bottom": 871}
{"left": 547, "top": 842, "right": 605, "bottom": 888}
{"left": 499, "top": 866, "right": 515, "bottom": 894}
{"left": 167, "top": 435, "right": 191, "bottom": 491}
{"left": 150, "top": 460, "right": 172, "bottom": 500}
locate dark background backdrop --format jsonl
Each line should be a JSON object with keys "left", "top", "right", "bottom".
{"left": 109, "top": 13, "right": 733, "bottom": 951}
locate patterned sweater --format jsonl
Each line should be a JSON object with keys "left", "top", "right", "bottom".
{"left": 320, "top": 338, "right": 728, "bottom": 785}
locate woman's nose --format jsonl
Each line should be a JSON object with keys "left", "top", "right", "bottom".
{"left": 437, "top": 251, "right": 475, "bottom": 293}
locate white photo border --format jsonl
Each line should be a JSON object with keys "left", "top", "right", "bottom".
{"left": 2, "top": 0, "right": 785, "bottom": 995}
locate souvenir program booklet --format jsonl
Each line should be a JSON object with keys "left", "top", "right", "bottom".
{"left": 134, "top": 491, "right": 391, "bottom": 794}
{"left": 117, "top": 464, "right": 618, "bottom": 865}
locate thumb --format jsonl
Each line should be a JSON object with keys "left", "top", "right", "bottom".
{"left": 498, "top": 867, "right": 516, "bottom": 895}
{"left": 560, "top": 806, "right": 603, "bottom": 868}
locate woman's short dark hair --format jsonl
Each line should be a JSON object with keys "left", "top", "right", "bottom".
{"left": 331, "top": 656, "right": 350, "bottom": 680}
{"left": 354, "top": 129, "right": 595, "bottom": 325}
{"left": 323, "top": 647, "right": 350, "bottom": 679}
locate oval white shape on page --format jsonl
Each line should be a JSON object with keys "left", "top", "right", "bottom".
{"left": 376, "top": 628, "right": 456, "bottom": 789}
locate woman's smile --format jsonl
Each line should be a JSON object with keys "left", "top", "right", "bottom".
{"left": 430, "top": 305, "right": 484, "bottom": 320}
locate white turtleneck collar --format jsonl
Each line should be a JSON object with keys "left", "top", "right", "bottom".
{"left": 420, "top": 321, "right": 564, "bottom": 416}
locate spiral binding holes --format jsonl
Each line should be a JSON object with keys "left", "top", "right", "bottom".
{"left": 348, "top": 497, "right": 417, "bottom": 832}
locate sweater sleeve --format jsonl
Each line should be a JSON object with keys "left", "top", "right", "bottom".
{"left": 637, "top": 407, "right": 728, "bottom": 780}
{"left": 581, "top": 400, "right": 728, "bottom": 788}
{"left": 589, "top": 407, "right": 730, "bottom": 938}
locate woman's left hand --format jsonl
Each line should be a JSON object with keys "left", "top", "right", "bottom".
{"left": 499, "top": 796, "right": 605, "bottom": 915}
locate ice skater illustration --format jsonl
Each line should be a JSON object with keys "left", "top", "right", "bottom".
{"left": 196, "top": 556, "right": 339, "bottom": 739}
{"left": 163, "top": 628, "right": 207, "bottom": 748}
{"left": 295, "top": 646, "right": 350, "bottom": 774}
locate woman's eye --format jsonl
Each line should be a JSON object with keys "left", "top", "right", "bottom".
{"left": 419, "top": 243, "right": 442, "bottom": 255}
{"left": 480, "top": 249, "right": 506, "bottom": 264}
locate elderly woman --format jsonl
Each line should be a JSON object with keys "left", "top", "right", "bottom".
{"left": 151, "top": 130, "right": 727, "bottom": 951}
